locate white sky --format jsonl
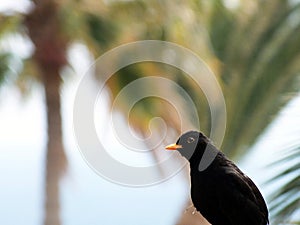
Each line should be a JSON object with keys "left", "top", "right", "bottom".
{"left": 0, "top": 0, "right": 32, "bottom": 14}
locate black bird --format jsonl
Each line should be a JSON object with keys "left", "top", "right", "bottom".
{"left": 166, "top": 131, "right": 269, "bottom": 225}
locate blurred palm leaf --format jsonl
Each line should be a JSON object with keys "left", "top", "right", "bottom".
{"left": 0, "top": 53, "right": 11, "bottom": 84}
{"left": 207, "top": 0, "right": 300, "bottom": 158}
{"left": 267, "top": 143, "right": 300, "bottom": 224}
{"left": 85, "top": 0, "right": 300, "bottom": 158}
{"left": 0, "top": 14, "right": 23, "bottom": 87}
{"left": 0, "top": 14, "right": 22, "bottom": 36}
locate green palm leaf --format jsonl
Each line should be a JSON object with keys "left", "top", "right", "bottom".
{"left": 267, "top": 144, "right": 300, "bottom": 223}
{"left": 208, "top": 0, "right": 300, "bottom": 158}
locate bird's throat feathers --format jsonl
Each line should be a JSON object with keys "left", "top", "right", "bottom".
{"left": 190, "top": 142, "right": 220, "bottom": 172}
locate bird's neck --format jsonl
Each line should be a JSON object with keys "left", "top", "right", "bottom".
{"left": 189, "top": 142, "right": 206, "bottom": 168}
{"left": 189, "top": 142, "right": 220, "bottom": 172}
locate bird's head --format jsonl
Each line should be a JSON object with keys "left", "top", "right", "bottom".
{"left": 165, "top": 130, "right": 210, "bottom": 161}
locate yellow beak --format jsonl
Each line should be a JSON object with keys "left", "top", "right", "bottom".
{"left": 165, "top": 143, "right": 183, "bottom": 150}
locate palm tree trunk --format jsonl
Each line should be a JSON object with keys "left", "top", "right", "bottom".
{"left": 42, "top": 69, "right": 67, "bottom": 225}
{"left": 25, "top": 1, "right": 68, "bottom": 225}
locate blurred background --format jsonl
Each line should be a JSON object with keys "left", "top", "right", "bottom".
{"left": 0, "top": 0, "right": 300, "bottom": 224}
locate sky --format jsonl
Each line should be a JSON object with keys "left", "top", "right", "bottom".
{"left": 0, "top": 0, "right": 32, "bottom": 14}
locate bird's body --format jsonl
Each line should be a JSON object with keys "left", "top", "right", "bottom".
{"left": 166, "top": 131, "right": 269, "bottom": 225}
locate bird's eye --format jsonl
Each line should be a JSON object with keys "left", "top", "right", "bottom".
{"left": 187, "top": 137, "right": 195, "bottom": 143}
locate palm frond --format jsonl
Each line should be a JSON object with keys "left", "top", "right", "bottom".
{"left": 208, "top": 0, "right": 300, "bottom": 158}
{"left": 0, "top": 14, "right": 22, "bottom": 37}
{"left": 267, "top": 144, "right": 300, "bottom": 223}
{"left": 0, "top": 53, "right": 11, "bottom": 85}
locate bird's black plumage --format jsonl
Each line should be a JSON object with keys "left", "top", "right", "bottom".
{"left": 172, "top": 131, "right": 269, "bottom": 225}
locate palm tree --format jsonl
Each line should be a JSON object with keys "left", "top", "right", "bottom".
{"left": 210, "top": 0, "right": 300, "bottom": 158}
{"left": 0, "top": 1, "right": 119, "bottom": 224}
{"left": 24, "top": 1, "right": 68, "bottom": 225}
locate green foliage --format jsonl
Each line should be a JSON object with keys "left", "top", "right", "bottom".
{"left": 267, "top": 144, "right": 300, "bottom": 223}
{"left": 0, "top": 15, "right": 24, "bottom": 86}
{"left": 209, "top": 0, "right": 236, "bottom": 61}
{"left": 207, "top": 0, "right": 300, "bottom": 158}
{"left": 0, "top": 53, "right": 10, "bottom": 85}
{"left": 0, "top": 15, "right": 22, "bottom": 37}
{"left": 85, "top": 13, "right": 118, "bottom": 47}
{"left": 84, "top": 0, "right": 300, "bottom": 160}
